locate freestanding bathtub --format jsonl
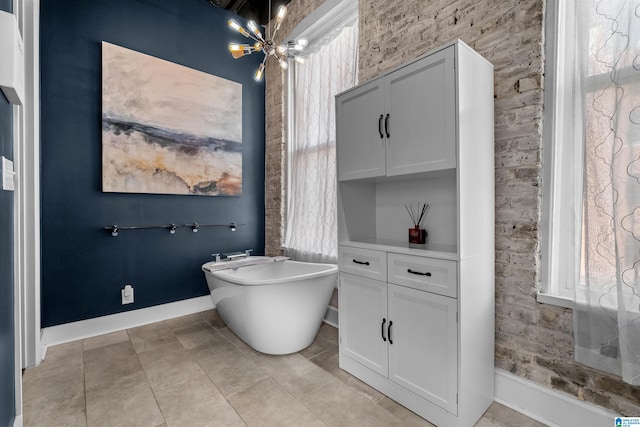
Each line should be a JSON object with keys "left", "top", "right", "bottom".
{"left": 202, "top": 256, "right": 338, "bottom": 355}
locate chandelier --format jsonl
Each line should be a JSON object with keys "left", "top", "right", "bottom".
{"left": 227, "top": 4, "right": 307, "bottom": 81}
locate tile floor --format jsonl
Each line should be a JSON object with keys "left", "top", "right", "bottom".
{"left": 22, "top": 310, "right": 545, "bottom": 427}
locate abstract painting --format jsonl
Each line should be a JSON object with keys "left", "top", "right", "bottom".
{"left": 102, "top": 42, "right": 242, "bottom": 196}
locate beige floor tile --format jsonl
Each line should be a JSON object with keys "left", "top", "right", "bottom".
{"left": 317, "top": 323, "right": 339, "bottom": 344}
{"left": 22, "top": 342, "right": 86, "bottom": 427}
{"left": 377, "top": 397, "right": 436, "bottom": 427}
{"left": 474, "top": 402, "right": 547, "bottom": 427}
{"left": 300, "top": 379, "right": 404, "bottom": 427}
{"left": 307, "top": 344, "right": 339, "bottom": 373}
{"left": 127, "top": 321, "right": 180, "bottom": 353}
{"left": 83, "top": 341, "right": 142, "bottom": 391}
{"left": 309, "top": 346, "right": 385, "bottom": 402}
{"left": 200, "top": 309, "right": 226, "bottom": 329}
{"left": 172, "top": 320, "right": 222, "bottom": 350}
{"left": 23, "top": 346, "right": 83, "bottom": 397}
{"left": 193, "top": 336, "right": 269, "bottom": 397}
{"left": 23, "top": 341, "right": 83, "bottom": 385}
{"left": 228, "top": 377, "right": 327, "bottom": 427}
{"left": 23, "top": 393, "right": 87, "bottom": 427}
{"left": 85, "top": 369, "right": 163, "bottom": 427}
{"left": 137, "top": 344, "right": 205, "bottom": 392}
{"left": 42, "top": 340, "right": 84, "bottom": 362}
{"left": 82, "top": 330, "right": 130, "bottom": 351}
{"left": 23, "top": 369, "right": 85, "bottom": 409}
{"left": 21, "top": 318, "right": 544, "bottom": 427}
{"left": 84, "top": 340, "right": 164, "bottom": 427}
{"left": 161, "top": 312, "right": 203, "bottom": 330}
{"left": 299, "top": 333, "right": 334, "bottom": 359}
{"left": 219, "top": 326, "right": 335, "bottom": 397}
{"left": 218, "top": 327, "right": 261, "bottom": 357}
{"left": 252, "top": 352, "right": 335, "bottom": 397}
{"left": 154, "top": 375, "right": 246, "bottom": 427}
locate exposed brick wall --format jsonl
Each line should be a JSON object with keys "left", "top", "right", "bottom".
{"left": 264, "top": 0, "right": 640, "bottom": 415}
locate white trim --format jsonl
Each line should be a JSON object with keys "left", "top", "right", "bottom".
{"left": 536, "top": 292, "right": 574, "bottom": 309}
{"left": 17, "top": 0, "right": 41, "bottom": 369}
{"left": 494, "top": 369, "right": 618, "bottom": 427}
{"left": 287, "top": 0, "right": 357, "bottom": 43}
{"left": 540, "top": 0, "right": 583, "bottom": 301}
{"left": 41, "top": 295, "right": 214, "bottom": 348}
{"left": 12, "top": 1, "right": 26, "bottom": 423}
{"left": 323, "top": 305, "right": 338, "bottom": 327}
{"left": 539, "top": 0, "right": 559, "bottom": 297}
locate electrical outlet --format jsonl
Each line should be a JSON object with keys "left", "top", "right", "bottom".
{"left": 121, "top": 284, "right": 134, "bottom": 305}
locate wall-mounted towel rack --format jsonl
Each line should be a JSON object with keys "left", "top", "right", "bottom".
{"left": 104, "top": 222, "right": 243, "bottom": 237}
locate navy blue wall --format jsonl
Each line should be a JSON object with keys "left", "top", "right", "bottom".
{"left": 40, "top": 0, "right": 266, "bottom": 327}
{"left": 0, "top": 0, "right": 15, "bottom": 424}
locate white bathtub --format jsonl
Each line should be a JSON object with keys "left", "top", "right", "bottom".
{"left": 202, "top": 257, "right": 338, "bottom": 355}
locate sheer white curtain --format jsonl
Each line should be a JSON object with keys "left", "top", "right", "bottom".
{"left": 283, "top": 18, "right": 358, "bottom": 263}
{"left": 574, "top": 0, "right": 640, "bottom": 385}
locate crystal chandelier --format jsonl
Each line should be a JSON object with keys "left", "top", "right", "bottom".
{"left": 227, "top": 4, "right": 307, "bottom": 81}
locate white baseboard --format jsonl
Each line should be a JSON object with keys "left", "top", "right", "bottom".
{"left": 494, "top": 369, "right": 619, "bottom": 427}
{"left": 323, "top": 305, "right": 338, "bottom": 328}
{"left": 41, "top": 295, "right": 214, "bottom": 349}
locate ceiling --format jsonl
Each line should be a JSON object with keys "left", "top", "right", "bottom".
{"left": 208, "top": 0, "right": 293, "bottom": 26}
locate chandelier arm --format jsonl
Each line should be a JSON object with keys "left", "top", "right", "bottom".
{"left": 267, "top": 0, "right": 272, "bottom": 40}
{"left": 270, "top": 26, "right": 280, "bottom": 42}
{"left": 244, "top": 32, "right": 261, "bottom": 43}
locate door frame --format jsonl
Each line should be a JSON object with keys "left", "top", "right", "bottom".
{"left": 14, "top": 0, "right": 42, "bottom": 375}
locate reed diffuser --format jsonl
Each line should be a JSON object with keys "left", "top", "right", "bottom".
{"left": 405, "top": 202, "right": 429, "bottom": 244}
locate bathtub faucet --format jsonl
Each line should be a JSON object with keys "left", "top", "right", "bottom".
{"left": 224, "top": 251, "right": 249, "bottom": 261}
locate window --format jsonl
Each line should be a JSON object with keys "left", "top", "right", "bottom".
{"left": 540, "top": 0, "right": 640, "bottom": 303}
{"left": 540, "top": 0, "right": 584, "bottom": 305}
{"left": 282, "top": 3, "right": 358, "bottom": 263}
{"left": 542, "top": 0, "right": 640, "bottom": 385}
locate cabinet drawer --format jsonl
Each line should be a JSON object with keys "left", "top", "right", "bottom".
{"left": 339, "top": 246, "right": 387, "bottom": 282}
{"left": 387, "top": 253, "right": 457, "bottom": 298}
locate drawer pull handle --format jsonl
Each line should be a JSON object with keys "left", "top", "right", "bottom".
{"left": 381, "top": 318, "right": 387, "bottom": 342}
{"left": 407, "top": 268, "right": 431, "bottom": 276}
{"left": 378, "top": 115, "right": 384, "bottom": 138}
{"left": 353, "top": 259, "right": 370, "bottom": 266}
{"left": 388, "top": 320, "right": 393, "bottom": 344}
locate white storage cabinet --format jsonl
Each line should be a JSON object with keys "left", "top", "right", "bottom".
{"left": 336, "top": 46, "right": 456, "bottom": 181}
{"left": 336, "top": 39, "right": 495, "bottom": 427}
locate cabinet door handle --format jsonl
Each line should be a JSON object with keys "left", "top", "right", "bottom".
{"left": 388, "top": 320, "right": 393, "bottom": 344}
{"left": 385, "top": 113, "right": 390, "bottom": 138}
{"left": 353, "top": 259, "right": 370, "bottom": 266}
{"left": 381, "top": 318, "right": 387, "bottom": 342}
{"left": 378, "top": 115, "right": 384, "bottom": 138}
{"left": 407, "top": 268, "right": 431, "bottom": 276}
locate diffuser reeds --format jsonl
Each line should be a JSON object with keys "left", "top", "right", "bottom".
{"left": 405, "top": 202, "right": 430, "bottom": 229}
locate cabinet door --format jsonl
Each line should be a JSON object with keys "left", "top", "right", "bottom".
{"left": 339, "top": 273, "right": 388, "bottom": 376}
{"left": 387, "top": 284, "right": 458, "bottom": 415}
{"left": 336, "top": 82, "right": 386, "bottom": 181}
{"left": 385, "top": 46, "right": 456, "bottom": 176}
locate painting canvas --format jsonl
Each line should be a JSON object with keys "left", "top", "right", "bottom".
{"left": 102, "top": 42, "right": 242, "bottom": 196}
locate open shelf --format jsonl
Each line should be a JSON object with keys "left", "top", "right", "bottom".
{"left": 338, "top": 173, "right": 458, "bottom": 254}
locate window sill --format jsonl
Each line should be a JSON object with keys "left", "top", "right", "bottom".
{"left": 536, "top": 292, "right": 574, "bottom": 309}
